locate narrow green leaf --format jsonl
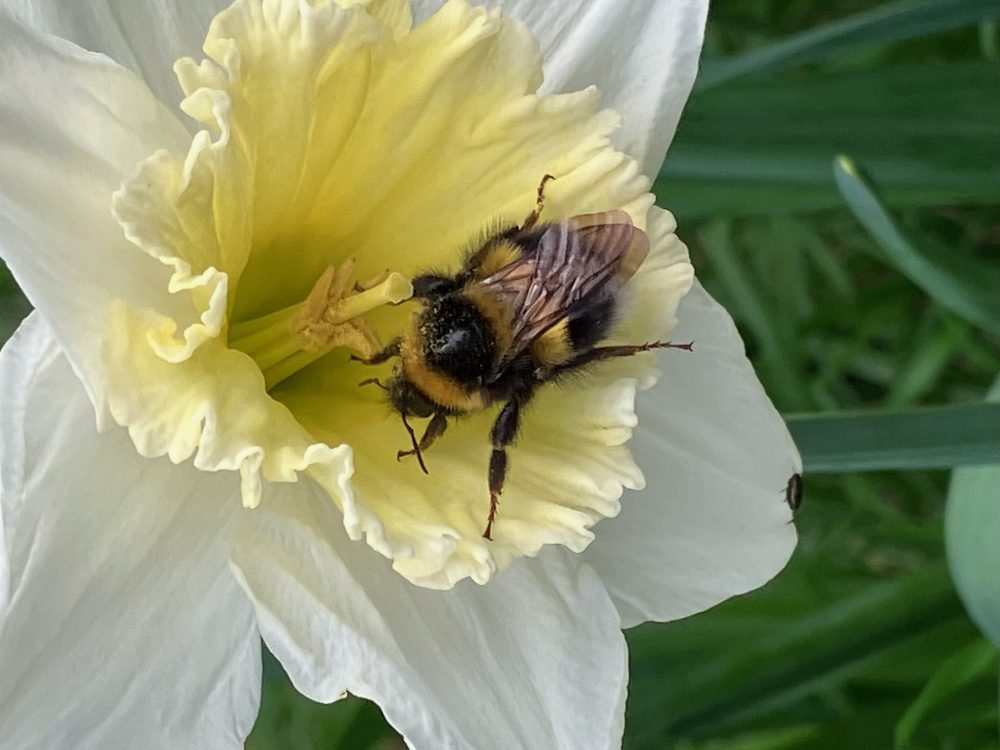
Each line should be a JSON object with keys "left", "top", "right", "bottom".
{"left": 885, "top": 325, "right": 969, "bottom": 408}
{"left": 626, "top": 563, "right": 966, "bottom": 745}
{"left": 699, "top": 221, "right": 810, "bottom": 409}
{"left": 782, "top": 217, "right": 855, "bottom": 300}
{"left": 834, "top": 156, "right": 1000, "bottom": 333}
{"left": 700, "top": 0, "right": 1000, "bottom": 90}
{"left": 981, "top": 20, "right": 1000, "bottom": 61}
{"left": 786, "top": 403, "right": 1000, "bottom": 472}
{"left": 658, "top": 62, "right": 1000, "bottom": 217}
{"left": 946, "top": 378, "right": 1000, "bottom": 647}
{"left": 894, "top": 638, "right": 999, "bottom": 749}
{"left": 681, "top": 724, "right": 820, "bottom": 750}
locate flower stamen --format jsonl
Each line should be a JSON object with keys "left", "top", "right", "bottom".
{"left": 228, "top": 260, "right": 413, "bottom": 389}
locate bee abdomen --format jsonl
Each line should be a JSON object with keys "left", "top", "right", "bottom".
{"left": 566, "top": 292, "right": 617, "bottom": 352}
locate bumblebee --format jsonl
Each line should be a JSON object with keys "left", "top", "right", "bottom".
{"left": 356, "top": 176, "right": 691, "bottom": 539}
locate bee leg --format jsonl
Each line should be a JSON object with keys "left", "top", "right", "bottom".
{"left": 520, "top": 173, "right": 556, "bottom": 231}
{"left": 350, "top": 336, "right": 401, "bottom": 364}
{"left": 397, "top": 412, "right": 449, "bottom": 461}
{"left": 550, "top": 340, "right": 694, "bottom": 376}
{"left": 483, "top": 396, "right": 526, "bottom": 540}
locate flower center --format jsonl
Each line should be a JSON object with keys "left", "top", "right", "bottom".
{"left": 228, "top": 262, "right": 412, "bottom": 389}
{"left": 103, "top": 0, "right": 693, "bottom": 588}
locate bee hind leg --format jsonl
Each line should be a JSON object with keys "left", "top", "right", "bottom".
{"left": 483, "top": 395, "right": 529, "bottom": 540}
{"left": 350, "top": 336, "right": 401, "bottom": 364}
{"left": 520, "top": 174, "right": 556, "bottom": 231}
{"left": 550, "top": 340, "right": 694, "bottom": 375}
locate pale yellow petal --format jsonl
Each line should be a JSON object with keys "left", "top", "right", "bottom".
{"left": 103, "top": 298, "right": 402, "bottom": 556}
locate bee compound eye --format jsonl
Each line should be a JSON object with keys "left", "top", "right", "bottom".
{"left": 408, "top": 399, "right": 433, "bottom": 418}
{"left": 403, "top": 384, "right": 435, "bottom": 418}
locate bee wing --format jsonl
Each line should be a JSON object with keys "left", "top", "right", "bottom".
{"left": 481, "top": 210, "right": 648, "bottom": 365}
{"left": 566, "top": 211, "right": 649, "bottom": 284}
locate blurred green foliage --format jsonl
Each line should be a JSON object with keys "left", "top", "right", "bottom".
{"left": 1, "top": 0, "right": 997, "bottom": 748}
{"left": 629, "top": 1, "right": 1000, "bottom": 748}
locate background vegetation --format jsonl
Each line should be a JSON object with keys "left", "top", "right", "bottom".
{"left": 2, "top": 0, "right": 997, "bottom": 747}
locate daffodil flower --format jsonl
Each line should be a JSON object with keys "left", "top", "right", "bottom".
{"left": 0, "top": 0, "right": 799, "bottom": 747}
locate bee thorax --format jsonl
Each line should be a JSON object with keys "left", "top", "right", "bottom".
{"left": 421, "top": 296, "right": 497, "bottom": 382}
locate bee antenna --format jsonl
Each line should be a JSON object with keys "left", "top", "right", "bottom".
{"left": 358, "top": 377, "right": 389, "bottom": 390}
{"left": 400, "top": 412, "right": 429, "bottom": 475}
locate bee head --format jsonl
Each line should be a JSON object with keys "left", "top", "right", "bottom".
{"left": 386, "top": 374, "right": 436, "bottom": 419}
{"left": 382, "top": 373, "right": 437, "bottom": 475}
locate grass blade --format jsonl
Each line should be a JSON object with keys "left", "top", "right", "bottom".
{"left": 786, "top": 403, "right": 1000, "bottom": 472}
{"left": 700, "top": 0, "right": 1000, "bottom": 90}
{"left": 658, "top": 62, "right": 1000, "bottom": 217}
{"left": 626, "top": 563, "right": 966, "bottom": 746}
{"left": 834, "top": 156, "right": 1000, "bottom": 333}
{"left": 893, "top": 638, "right": 998, "bottom": 749}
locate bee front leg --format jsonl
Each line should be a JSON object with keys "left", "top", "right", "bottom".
{"left": 350, "top": 337, "right": 401, "bottom": 364}
{"left": 397, "top": 412, "right": 449, "bottom": 461}
{"left": 483, "top": 396, "right": 527, "bottom": 540}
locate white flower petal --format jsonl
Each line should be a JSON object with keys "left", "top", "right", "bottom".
{"left": 231, "top": 479, "right": 628, "bottom": 750}
{"left": 6, "top": 0, "right": 709, "bottom": 166}
{"left": 412, "top": 0, "right": 709, "bottom": 175}
{"left": 0, "top": 12, "right": 189, "bottom": 409}
{"left": 583, "top": 282, "right": 799, "bottom": 628}
{"left": 1, "top": 0, "right": 224, "bottom": 108}
{"left": 0, "top": 314, "right": 261, "bottom": 749}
